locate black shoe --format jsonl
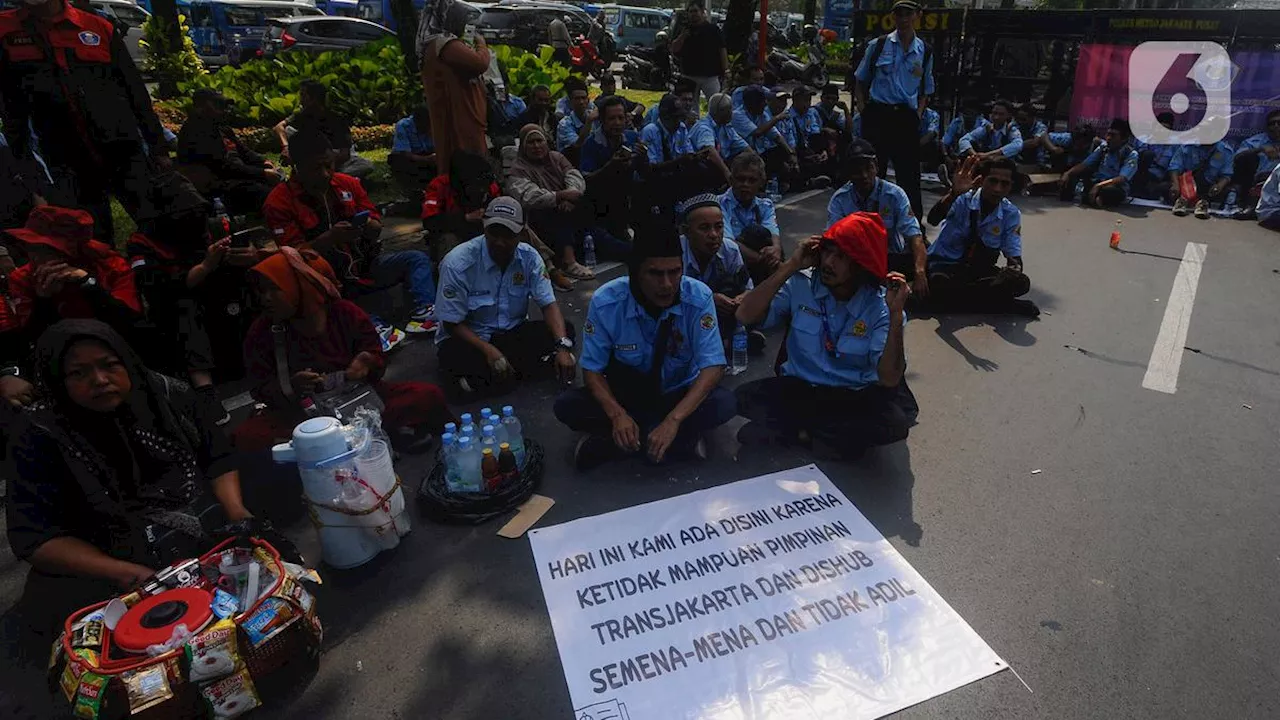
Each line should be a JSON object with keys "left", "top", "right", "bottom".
{"left": 1008, "top": 299, "right": 1041, "bottom": 318}
{"left": 1231, "top": 205, "right": 1258, "bottom": 221}
{"left": 806, "top": 175, "right": 832, "bottom": 190}
{"left": 747, "top": 330, "right": 767, "bottom": 356}
{"left": 573, "top": 434, "right": 617, "bottom": 471}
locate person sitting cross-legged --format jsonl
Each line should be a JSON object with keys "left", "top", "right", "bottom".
{"left": 718, "top": 152, "right": 782, "bottom": 284}
{"left": 554, "top": 226, "right": 736, "bottom": 470}
{"left": 177, "top": 89, "right": 282, "bottom": 215}
{"left": 828, "top": 138, "right": 927, "bottom": 296}
{"left": 677, "top": 194, "right": 762, "bottom": 355}
{"left": 1168, "top": 138, "right": 1235, "bottom": 219}
{"left": 734, "top": 213, "right": 911, "bottom": 458}
{"left": 388, "top": 104, "right": 438, "bottom": 197}
{"left": 690, "top": 93, "right": 748, "bottom": 186}
{"left": 1059, "top": 118, "right": 1139, "bottom": 208}
{"left": 1224, "top": 108, "right": 1280, "bottom": 221}
{"left": 263, "top": 131, "right": 438, "bottom": 331}
{"left": 922, "top": 156, "right": 1038, "bottom": 317}
{"left": 957, "top": 99, "right": 1024, "bottom": 162}
{"left": 506, "top": 124, "right": 595, "bottom": 281}
{"left": 434, "top": 197, "right": 577, "bottom": 397}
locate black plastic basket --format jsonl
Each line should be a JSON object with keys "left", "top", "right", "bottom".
{"left": 416, "top": 438, "right": 544, "bottom": 525}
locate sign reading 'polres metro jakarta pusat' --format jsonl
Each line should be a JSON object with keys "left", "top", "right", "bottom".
{"left": 529, "top": 465, "right": 1007, "bottom": 720}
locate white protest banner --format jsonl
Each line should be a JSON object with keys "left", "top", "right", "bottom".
{"left": 529, "top": 465, "right": 1006, "bottom": 720}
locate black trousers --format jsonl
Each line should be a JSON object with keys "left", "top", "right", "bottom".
{"left": 1230, "top": 152, "right": 1266, "bottom": 205}
{"left": 926, "top": 260, "right": 1031, "bottom": 311}
{"left": 528, "top": 207, "right": 581, "bottom": 254}
{"left": 388, "top": 152, "right": 436, "bottom": 194}
{"left": 862, "top": 103, "right": 924, "bottom": 218}
{"left": 553, "top": 363, "right": 737, "bottom": 452}
{"left": 436, "top": 320, "right": 575, "bottom": 390}
{"left": 736, "top": 376, "right": 909, "bottom": 452}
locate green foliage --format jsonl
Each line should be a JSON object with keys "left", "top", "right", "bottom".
{"left": 140, "top": 13, "right": 206, "bottom": 97}
{"left": 177, "top": 38, "right": 419, "bottom": 128}
{"left": 492, "top": 44, "right": 571, "bottom": 100}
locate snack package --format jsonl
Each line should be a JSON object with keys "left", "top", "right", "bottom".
{"left": 276, "top": 576, "right": 315, "bottom": 615}
{"left": 122, "top": 665, "right": 174, "bottom": 714}
{"left": 71, "top": 610, "right": 106, "bottom": 651}
{"left": 200, "top": 668, "right": 262, "bottom": 719}
{"left": 241, "top": 597, "right": 296, "bottom": 647}
{"left": 72, "top": 672, "right": 107, "bottom": 720}
{"left": 49, "top": 632, "right": 66, "bottom": 671}
{"left": 212, "top": 589, "right": 238, "bottom": 620}
{"left": 185, "top": 619, "right": 243, "bottom": 683}
{"left": 59, "top": 649, "right": 100, "bottom": 702}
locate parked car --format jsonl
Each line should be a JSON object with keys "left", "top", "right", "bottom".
{"left": 355, "top": 0, "right": 479, "bottom": 32}
{"left": 263, "top": 16, "right": 393, "bottom": 57}
{"left": 475, "top": 1, "right": 596, "bottom": 54}
{"left": 599, "top": 4, "right": 669, "bottom": 50}
{"left": 180, "top": 0, "right": 323, "bottom": 66}
{"left": 88, "top": 0, "right": 151, "bottom": 66}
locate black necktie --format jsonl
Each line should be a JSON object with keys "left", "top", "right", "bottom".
{"left": 649, "top": 316, "right": 673, "bottom": 393}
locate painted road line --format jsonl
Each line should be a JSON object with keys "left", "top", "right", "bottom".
{"left": 1142, "top": 242, "right": 1207, "bottom": 394}
{"left": 777, "top": 188, "right": 826, "bottom": 208}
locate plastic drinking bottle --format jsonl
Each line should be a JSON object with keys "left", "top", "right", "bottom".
{"left": 501, "top": 406, "right": 525, "bottom": 464}
{"left": 730, "top": 324, "right": 748, "bottom": 375}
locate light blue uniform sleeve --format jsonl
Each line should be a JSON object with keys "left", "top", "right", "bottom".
{"left": 854, "top": 38, "right": 877, "bottom": 85}
{"left": 867, "top": 294, "right": 891, "bottom": 368}
{"left": 999, "top": 124, "right": 1024, "bottom": 158}
{"left": 1046, "top": 131, "right": 1072, "bottom": 148}
{"left": 556, "top": 116, "right": 579, "bottom": 151}
{"left": 690, "top": 121, "right": 714, "bottom": 151}
{"left": 958, "top": 124, "right": 984, "bottom": 154}
{"left": 580, "top": 299, "right": 614, "bottom": 374}
{"left": 1119, "top": 149, "right": 1139, "bottom": 182}
{"left": 762, "top": 275, "right": 795, "bottom": 330}
{"left": 922, "top": 48, "right": 935, "bottom": 97}
{"left": 759, "top": 199, "right": 779, "bottom": 236}
{"left": 675, "top": 126, "right": 695, "bottom": 155}
{"left": 526, "top": 251, "right": 556, "bottom": 308}
{"left": 920, "top": 109, "right": 939, "bottom": 137}
{"left": 942, "top": 118, "right": 962, "bottom": 149}
{"left": 927, "top": 195, "right": 973, "bottom": 261}
{"left": 640, "top": 124, "right": 664, "bottom": 164}
{"left": 731, "top": 109, "right": 759, "bottom": 140}
{"left": 1083, "top": 145, "right": 1104, "bottom": 169}
{"left": 827, "top": 190, "right": 850, "bottom": 229}
{"left": 690, "top": 291, "right": 727, "bottom": 369}
{"left": 434, "top": 256, "right": 471, "bottom": 325}
{"left": 1002, "top": 206, "right": 1023, "bottom": 258}
{"left": 391, "top": 120, "right": 412, "bottom": 153}
{"left": 892, "top": 190, "right": 922, "bottom": 240}
{"left": 726, "top": 127, "right": 749, "bottom": 157}
{"left": 852, "top": 112, "right": 861, "bottom": 138}
{"left": 1206, "top": 142, "right": 1234, "bottom": 182}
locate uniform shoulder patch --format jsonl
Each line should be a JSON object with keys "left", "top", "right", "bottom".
{"left": 442, "top": 286, "right": 458, "bottom": 299}
{"left": 78, "top": 31, "right": 100, "bottom": 46}
{"left": 700, "top": 313, "right": 716, "bottom": 330}
{"left": 583, "top": 319, "right": 594, "bottom": 335}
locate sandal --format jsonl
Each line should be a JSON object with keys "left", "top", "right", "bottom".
{"left": 563, "top": 263, "right": 595, "bottom": 280}
{"left": 549, "top": 268, "right": 575, "bottom": 291}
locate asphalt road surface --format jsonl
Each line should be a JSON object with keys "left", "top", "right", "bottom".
{"left": 3, "top": 186, "right": 1279, "bottom": 719}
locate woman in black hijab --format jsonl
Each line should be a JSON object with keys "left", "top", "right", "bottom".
{"left": 5, "top": 319, "right": 253, "bottom": 631}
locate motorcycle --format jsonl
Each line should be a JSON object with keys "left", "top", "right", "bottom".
{"left": 568, "top": 35, "right": 608, "bottom": 80}
{"left": 620, "top": 43, "right": 673, "bottom": 91}
{"left": 766, "top": 44, "right": 828, "bottom": 88}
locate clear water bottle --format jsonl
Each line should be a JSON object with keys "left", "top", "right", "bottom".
{"left": 583, "top": 232, "right": 597, "bottom": 267}
{"left": 444, "top": 422, "right": 457, "bottom": 436}
{"left": 460, "top": 412, "right": 473, "bottom": 427}
{"left": 501, "top": 406, "right": 525, "bottom": 464}
{"left": 767, "top": 178, "right": 781, "bottom": 202}
{"left": 460, "top": 422, "right": 475, "bottom": 439}
{"left": 455, "top": 436, "right": 482, "bottom": 492}
{"left": 730, "top": 324, "right": 748, "bottom": 375}
{"left": 488, "top": 414, "right": 509, "bottom": 446}
{"left": 440, "top": 433, "right": 460, "bottom": 491}
{"left": 480, "top": 407, "right": 492, "bottom": 422}
{"left": 480, "top": 425, "right": 498, "bottom": 454}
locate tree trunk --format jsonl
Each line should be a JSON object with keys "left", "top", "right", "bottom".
{"left": 150, "top": 0, "right": 183, "bottom": 97}
{"left": 390, "top": 0, "right": 421, "bottom": 77}
{"left": 724, "top": 0, "right": 755, "bottom": 56}
{"left": 803, "top": 0, "right": 818, "bottom": 25}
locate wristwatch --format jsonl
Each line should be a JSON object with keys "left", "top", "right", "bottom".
{"left": 0, "top": 366, "right": 21, "bottom": 378}
{"left": 555, "top": 336, "right": 574, "bottom": 351}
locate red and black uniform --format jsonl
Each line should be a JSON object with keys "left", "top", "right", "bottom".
{"left": 176, "top": 114, "right": 273, "bottom": 214}
{"left": 0, "top": 1, "right": 167, "bottom": 237}
{"left": 262, "top": 172, "right": 382, "bottom": 294}
{"left": 420, "top": 174, "right": 500, "bottom": 260}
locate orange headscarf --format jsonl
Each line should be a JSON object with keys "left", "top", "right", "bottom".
{"left": 250, "top": 247, "right": 341, "bottom": 320}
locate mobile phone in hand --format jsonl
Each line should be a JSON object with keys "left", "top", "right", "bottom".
{"left": 350, "top": 210, "right": 371, "bottom": 228}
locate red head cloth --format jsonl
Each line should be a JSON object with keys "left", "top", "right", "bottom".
{"left": 5, "top": 206, "right": 96, "bottom": 258}
{"left": 823, "top": 211, "right": 888, "bottom": 281}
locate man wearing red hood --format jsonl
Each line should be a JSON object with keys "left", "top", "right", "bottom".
{"left": 5, "top": 206, "right": 143, "bottom": 342}
{"left": 734, "top": 212, "right": 912, "bottom": 457}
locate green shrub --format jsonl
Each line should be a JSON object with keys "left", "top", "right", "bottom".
{"left": 492, "top": 44, "right": 571, "bottom": 100}
{"left": 178, "top": 38, "right": 419, "bottom": 128}
{"left": 141, "top": 13, "right": 206, "bottom": 97}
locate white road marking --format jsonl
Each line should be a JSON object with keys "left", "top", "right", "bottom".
{"left": 776, "top": 188, "right": 826, "bottom": 207}
{"left": 1142, "top": 242, "right": 1207, "bottom": 394}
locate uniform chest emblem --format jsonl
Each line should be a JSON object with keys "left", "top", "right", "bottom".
{"left": 852, "top": 319, "right": 867, "bottom": 337}
{"left": 512, "top": 271, "right": 524, "bottom": 286}
{"left": 78, "top": 31, "right": 101, "bottom": 46}
{"left": 990, "top": 225, "right": 1001, "bottom": 235}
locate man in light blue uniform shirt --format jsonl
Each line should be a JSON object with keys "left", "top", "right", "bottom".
{"left": 719, "top": 153, "right": 782, "bottom": 282}
{"left": 556, "top": 79, "right": 597, "bottom": 164}
{"left": 924, "top": 156, "right": 1037, "bottom": 316}
{"left": 828, "top": 138, "right": 927, "bottom": 295}
{"left": 1012, "top": 104, "right": 1048, "bottom": 166}
{"left": 642, "top": 94, "right": 719, "bottom": 213}
{"left": 1225, "top": 108, "right": 1280, "bottom": 220}
{"left": 1060, "top": 118, "right": 1139, "bottom": 208}
{"left": 554, "top": 230, "right": 735, "bottom": 469}
{"left": 853, "top": 0, "right": 935, "bottom": 218}
{"left": 1257, "top": 164, "right": 1280, "bottom": 230}
{"left": 640, "top": 96, "right": 695, "bottom": 166}
{"left": 389, "top": 105, "right": 437, "bottom": 194}
{"left": 941, "top": 100, "right": 984, "bottom": 174}
{"left": 958, "top": 100, "right": 1024, "bottom": 160}
{"left": 732, "top": 86, "right": 796, "bottom": 181}
{"left": 435, "top": 198, "right": 577, "bottom": 395}
{"left": 1168, "top": 139, "right": 1234, "bottom": 218}
{"left": 677, "top": 194, "right": 757, "bottom": 354}
{"left": 735, "top": 212, "right": 911, "bottom": 457}
{"left": 690, "top": 93, "right": 748, "bottom": 183}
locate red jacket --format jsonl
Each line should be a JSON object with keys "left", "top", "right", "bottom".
{"left": 421, "top": 176, "right": 500, "bottom": 221}
{"left": 7, "top": 241, "right": 143, "bottom": 328}
{"left": 263, "top": 173, "right": 379, "bottom": 248}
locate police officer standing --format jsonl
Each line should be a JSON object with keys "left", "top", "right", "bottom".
{"left": 853, "top": 0, "right": 935, "bottom": 220}
{"left": 0, "top": 0, "right": 171, "bottom": 240}
{"left": 734, "top": 213, "right": 912, "bottom": 458}
{"left": 553, "top": 227, "right": 736, "bottom": 470}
